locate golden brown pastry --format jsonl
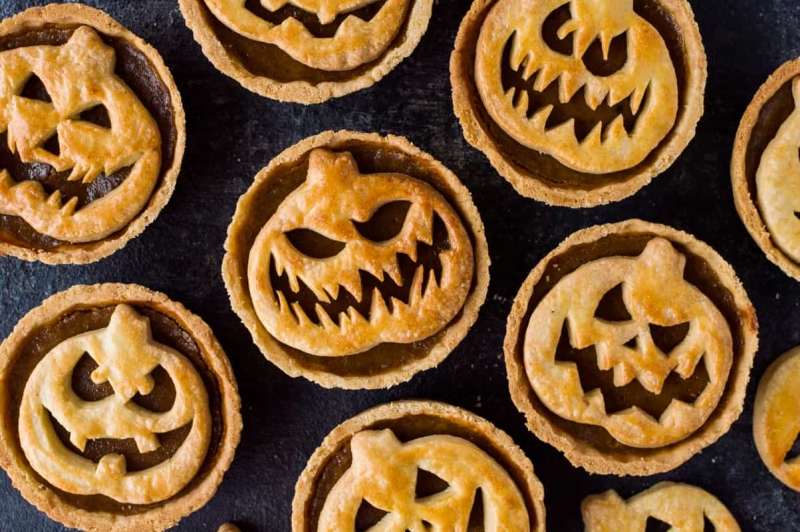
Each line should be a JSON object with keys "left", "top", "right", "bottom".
{"left": 732, "top": 57, "right": 800, "bottom": 281}
{"left": 224, "top": 131, "right": 489, "bottom": 389}
{"left": 0, "top": 284, "right": 242, "bottom": 531}
{"left": 179, "top": 0, "right": 433, "bottom": 103}
{"left": 0, "top": 4, "right": 185, "bottom": 264}
{"left": 582, "top": 482, "right": 740, "bottom": 532}
{"left": 504, "top": 219, "right": 758, "bottom": 475}
{"left": 451, "top": 0, "right": 706, "bottom": 207}
{"left": 292, "top": 400, "right": 546, "bottom": 532}
{"left": 754, "top": 345, "right": 800, "bottom": 492}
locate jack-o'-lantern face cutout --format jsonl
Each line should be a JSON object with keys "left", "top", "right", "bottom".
{"left": 0, "top": 27, "right": 161, "bottom": 243}
{"left": 203, "top": 0, "right": 411, "bottom": 70}
{"left": 248, "top": 148, "right": 474, "bottom": 357}
{"left": 582, "top": 482, "right": 741, "bottom": 532}
{"left": 757, "top": 78, "right": 800, "bottom": 263}
{"left": 475, "top": 0, "right": 678, "bottom": 173}
{"left": 319, "top": 429, "right": 530, "bottom": 531}
{"left": 18, "top": 305, "right": 211, "bottom": 504}
{"left": 524, "top": 238, "right": 733, "bottom": 447}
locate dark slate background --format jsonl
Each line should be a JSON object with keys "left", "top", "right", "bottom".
{"left": 1, "top": 0, "right": 799, "bottom": 530}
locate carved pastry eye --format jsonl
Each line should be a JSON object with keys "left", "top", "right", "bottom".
{"left": 78, "top": 103, "right": 112, "bottom": 129}
{"left": 20, "top": 73, "right": 52, "bottom": 102}
{"left": 582, "top": 32, "right": 628, "bottom": 76}
{"left": 285, "top": 228, "right": 346, "bottom": 259}
{"left": 542, "top": 3, "right": 574, "bottom": 56}
{"left": 353, "top": 200, "right": 411, "bottom": 243}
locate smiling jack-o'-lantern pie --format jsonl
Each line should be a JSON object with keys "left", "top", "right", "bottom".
{"left": 0, "top": 4, "right": 185, "bottom": 265}
{"left": 224, "top": 131, "right": 489, "bottom": 389}
{"left": 505, "top": 220, "right": 758, "bottom": 475}
{"left": 179, "top": 0, "right": 434, "bottom": 103}
{"left": 0, "top": 284, "right": 242, "bottom": 532}
{"left": 452, "top": 0, "right": 706, "bottom": 207}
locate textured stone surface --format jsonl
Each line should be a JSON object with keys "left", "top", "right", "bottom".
{"left": 0, "top": 0, "right": 799, "bottom": 530}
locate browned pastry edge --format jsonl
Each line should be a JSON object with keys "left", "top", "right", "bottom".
{"left": 177, "top": 0, "right": 432, "bottom": 104}
{"left": 731, "top": 56, "right": 800, "bottom": 281}
{"left": 0, "top": 4, "right": 186, "bottom": 265}
{"left": 450, "top": 0, "right": 707, "bottom": 208}
{"left": 222, "top": 130, "right": 490, "bottom": 389}
{"left": 0, "top": 284, "right": 242, "bottom": 532}
{"left": 503, "top": 219, "right": 758, "bottom": 475}
{"left": 290, "top": 399, "right": 546, "bottom": 532}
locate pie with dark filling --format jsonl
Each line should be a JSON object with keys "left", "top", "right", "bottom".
{"left": 223, "top": 131, "right": 489, "bottom": 389}
{"left": 292, "top": 400, "right": 546, "bottom": 531}
{"left": 732, "top": 57, "right": 800, "bottom": 281}
{"left": 504, "top": 219, "right": 758, "bottom": 475}
{"left": 451, "top": 0, "right": 706, "bottom": 207}
{"left": 0, "top": 284, "right": 242, "bottom": 531}
{"left": 178, "top": 0, "right": 434, "bottom": 103}
{"left": 0, "top": 4, "right": 185, "bottom": 264}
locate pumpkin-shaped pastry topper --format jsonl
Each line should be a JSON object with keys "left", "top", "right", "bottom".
{"left": 754, "top": 345, "right": 800, "bottom": 492}
{"left": 0, "top": 27, "right": 161, "bottom": 243}
{"left": 475, "top": 0, "right": 678, "bottom": 173}
{"left": 18, "top": 304, "right": 211, "bottom": 504}
{"left": 524, "top": 238, "right": 733, "bottom": 447}
{"left": 319, "top": 429, "right": 530, "bottom": 531}
{"left": 582, "top": 482, "right": 740, "bottom": 532}
{"left": 203, "top": 0, "right": 411, "bottom": 71}
{"left": 756, "top": 77, "right": 800, "bottom": 263}
{"left": 248, "top": 148, "right": 474, "bottom": 357}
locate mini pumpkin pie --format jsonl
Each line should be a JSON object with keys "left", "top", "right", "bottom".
{"left": 732, "top": 57, "right": 800, "bottom": 281}
{"left": 451, "top": 0, "right": 706, "bottom": 207}
{"left": 178, "top": 0, "right": 433, "bottom": 104}
{"left": 582, "top": 482, "right": 740, "bottom": 531}
{"left": 754, "top": 344, "right": 800, "bottom": 492}
{"left": 292, "top": 400, "right": 546, "bottom": 532}
{"left": 504, "top": 219, "right": 758, "bottom": 475}
{"left": 0, "top": 284, "right": 242, "bottom": 531}
{"left": 223, "top": 131, "right": 489, "bottom": 389}
{"left": 0, "top": 4, "right": 185, "bottom": 265}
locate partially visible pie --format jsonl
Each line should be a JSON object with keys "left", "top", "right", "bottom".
{"left": 223, "top": 131, "right": 489, "bottom": 389}
{"left": 179, "top": 0, "right": 434, "bottom": 103}
{"left": 732, "top": 57, "right": 800, "bottom": 281}
{"left": 582, "top": 482, "right": 740, "bottom": 531}
{"left": 0, "top": 284, "right": 242, "bottom": 531}
{"left": 292, "top": 400, "right": 546, "bottom": 532}
{"left": 504, "top": 219, "right": 758, "bottom": 475}
{"left": 0, "top": 4, "right": 185, "bottom": 264}
{"left": 451, "top": 0, "right": 706, "bottom": 207}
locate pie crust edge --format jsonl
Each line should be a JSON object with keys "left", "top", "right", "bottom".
{"left": 503, "top": 218, "right": 758, "bottom": 475}
{"left": 0, "top": 283, "right": 242, "bottom": 532}
{"left": 222, "top": 130, "right": 490, "bottom": 389}
{"left": 449, "top": 0, "right": 707, "bottom": 208}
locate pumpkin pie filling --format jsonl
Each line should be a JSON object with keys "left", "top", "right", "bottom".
{"left": 510, "top": 232, "right": 746, "bottom": 456}
{"left": 0, "top": 24, "right": 178, "bottom": 251}
{"left": 458, "top": 0, "right": 688, "bottom": 190}
{"left": 4, "top": 305, "right": 224, "bottom": 515}
{"left": 232, "top": 141, "right": 479, "bottom": 377}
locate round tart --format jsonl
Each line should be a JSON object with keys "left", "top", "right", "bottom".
{"left": 292, "top": 400, "right": 546, "bottom": 532}
{"left": 0, "top": 4, "right": 186, "bottom": 265}
{"left": 754, "top": 344, "right": 800, "bottom": 492}
{"left": 223, "top": 131, "right": 489, "bottom": 389}
{"left": 732, "top": 57, "right": 800, "bottom": 281}
{"left": 504, "top": 219, "right": 758, "bottom": 475}
{"left": 451, "top": 0, "right": 706, "bottom": 207}
{"left": 582, "top": 482, "right": 740, "bottom": 531}
{"left": 178, "top": 0, "right": 433, "bottom": 104}
{"left": 0, "top": 284, "right": 242, "bottom": 532}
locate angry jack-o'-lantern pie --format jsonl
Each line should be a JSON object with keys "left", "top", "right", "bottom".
{"left": 0, "top": 4, "right": 185, "bottom": 264}
{"left": 0, "top": 284, "right": 242, "bottom": 532}
{"left": 451, "top": 0, "right": 706, "bottom": 207}
{"left": 179, "top": 0, "right": 433, "bottom": 103}
{"left": 224, "top": 131, "right": 489, "bottom": 389}
{"left": 505, "top": 220, "right": 758, "bottom": 475}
